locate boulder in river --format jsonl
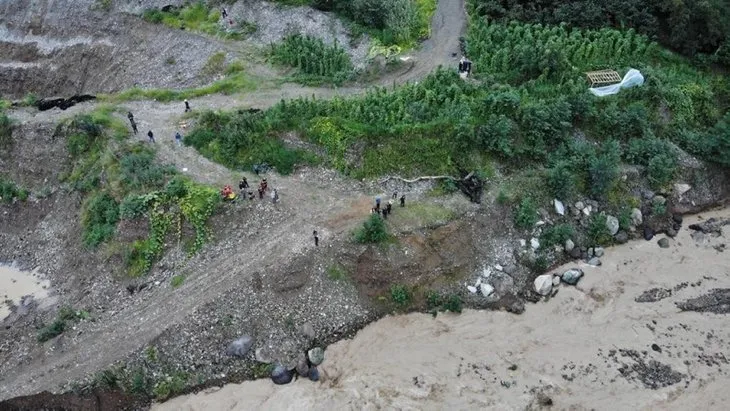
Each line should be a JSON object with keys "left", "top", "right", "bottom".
{"left": 271, "top": 364, "right": 294, "bottom": 385}
{"left": 615, "top": 231, "right": 629, "bottom": 244}
{"left": 226, "top": 335, "right": 254, "bottom": 357}
{"left": 296, "top": 357, "right": 310, "bottom": 377}
{"left": 658, "top": 238, "right": 670, "bottom": 248}
{"left": 308, "top": 366, "right": 320, "bottom": 382}
{"left": 587, "top": 257, "right": 602, "bottom": 266}
{"left": 308, "top": 347, "right": 325, "bottom": 366}
{"left": 606, "top": 215, "right": 620, "bottom": 236}
{"left": 593, "top": 247, "right": 605, "bottom": 258}
{"left": 533, "top": 274, "right": 553, "bottom": 296}
{"left": 561, "top": 268, "right": 584, "bottom": 285}
{"left": 643, "top": 226, "right": 655, "bottom": 241}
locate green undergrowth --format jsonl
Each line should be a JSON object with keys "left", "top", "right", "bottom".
{"left": 184, "top": 3, "right": 728, "bottom": 233}
{"left": 100, "top": 70, "right": 255, "bottom": 103}
{"left": 0, "top": 176, "right": 29, "bottom": 203}
{"left": 387, "top": 202, "right": 455, "bottom": 232}
{"left": 142, "top": 2, "right": 255, "bottom": 40}
{"left": 354, "top": 213, "right": 389, "bottom": 243}
{"left": 58, "top": 107, "right": 220, "bottom": 276}
{"left": 0, "top": 111, "right": 12, "bottom": 148}
{"left": 270, "top": 34, "right": 354, "bottom": 85}
{"left": 37, "top": 307, "right": 90, "bottom": 343}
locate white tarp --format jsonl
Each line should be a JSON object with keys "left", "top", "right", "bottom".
{"left": 589, "top": 68, "right": 644, "bottom": 97}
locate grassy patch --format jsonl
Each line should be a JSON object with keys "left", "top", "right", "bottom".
{"left": 0, "top": 176, "right": 29, "bottom": 203}
{"left": 387, "top": 202, "right": 454, "bottom": 231}
{"left": 326, "top": 264, "right": 348, "bottom": 281}
{"left": 142, "top": 3, "right": 251, "bottom": 40}
{"left": 426, "top": 290, "right": 462, "bottom": 314}
{"left": 102, "top": 71, "right": 256, "bottom": 103}
{"left": 170, "top": 275, "right": 185, "bottom": 288}
{"left": 390, "top": 284, "right": 412, "bottom": 307}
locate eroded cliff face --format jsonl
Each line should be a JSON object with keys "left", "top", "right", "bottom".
{"left": 0, "top": 0, "right": 226, "bottom": 98}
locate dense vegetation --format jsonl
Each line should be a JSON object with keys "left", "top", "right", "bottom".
{"left": 60, "top": 107, "right": 220, "bottom": 276}
{"left": 470, "top": 0, "right": 730, "bottom": 66}
{"left": 0, "top": 176, "right": 28, "bottom": 203}
{"left": 270, "top": 34, "right": 354, "bottom": 85}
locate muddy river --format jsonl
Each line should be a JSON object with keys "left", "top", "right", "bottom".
{"left": 155, "top": 209, "right": 730, "bottom": 410}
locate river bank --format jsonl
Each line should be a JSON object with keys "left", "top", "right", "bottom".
{"left": 155, "top": 208, "right": 730, "bottom": 411}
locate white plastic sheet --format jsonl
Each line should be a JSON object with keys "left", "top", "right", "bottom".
{"left": 589, "top": 68, "right": 644, "bottom": 97}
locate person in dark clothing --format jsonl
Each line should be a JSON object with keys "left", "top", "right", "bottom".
{"left": 392, "top": 191, "right": 398, "bottom": 200}
{"left": 175, "top": 131, "right": 182, "bottom": 146}
{"left": 130, "top": 119, "right": 138, "bottom": 134}
{"left": 386, "top": 200, "right": 393, "bottom": 214}
{"left": 127, "top": 111, "right": 134, "bottom": 121}
{"left": 400, "top": 194, "right": 405, "bottom": 207}
{"left": 184, "top": 99, "right": 191, "bottom": 112}
{"left": 239, "top": 177, "right": 249, "bottom": 191}
{"left": 382, "top": 207, "right": 388, "bottom": 219}
{"left": 313, "top": 230, "right": 319, "bottom": 247}
{"left": 147, "top": 130, "right": 155, "bottom": 143}
{"left": 248, "top": 191, "right": 255, "bottom": 200}
{"left": 258, "top": 187, "right": 264, "bottom": 199}
{"left": 221, "top": 7, "right": 227, "bottom": 18}
{"left": 375, "top": 196, "right": 381, "bottom": 211}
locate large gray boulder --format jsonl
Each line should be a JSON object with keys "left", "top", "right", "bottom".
{"left": 226, "top": 335, "right": 254, "bottom": 357}
{"left": 271, "top": 364, "right": 294, "bottom": 385}
{"left": 561, "top": 268, "right": 584, "bottom": 285}
{"left": 606, "top": 215, "right": 620, "bottom": 236}
{"left": 533, "top": 274, "right": 553, "bottom": 296}
{"left": 308, "top": 347, "right": 325, "bottom": 366}
{"left": 631, "top": 208, "right": 643, "bottom": 226}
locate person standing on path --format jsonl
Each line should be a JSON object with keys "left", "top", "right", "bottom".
{"left": 400, "top": 194, "right": 405, "bottom": 207}
{"left": 271, "top": 188, "right": 278, "bottom": 204}
{"left": 184, "top": 99, "right": 191, "bottom": 112}
{"left": 375, "top": 196, "right": 381, "bottom": 211}
{"left": 221, "top": 7, "right": 228, "bottom": 18}
{"left": 239, "top": 177, "right": 249, "bottom": 191}
{"left": 382, "top": 207, "right": 389, "bottom": 220}
{"left": 313, "top": 230, "right": 319, "bottom": 247}
{"left": 175, "top": 131, "right": 182, "bottom": 146}
{"left": 387, "top": 199, "right": 393, "bottom": 214}
{"left": 127, "top": 112, "right": 138, "bottom": 134}
{"left": 147, "top": 130, "right": 155, "bottom": 143}
{"left": 392, "top": 191, "right": 398, "bottom": 200}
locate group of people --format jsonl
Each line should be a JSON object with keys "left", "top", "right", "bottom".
{"left": 237, "top": 176, "right": 278, "bottom": 203}
{"left": 127, "top": 105, "right": 186, "bottom": 146}
{"left": 372, "top": 191, "right": 405, "bottom": 220}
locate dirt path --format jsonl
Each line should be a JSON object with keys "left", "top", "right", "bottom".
{"left": 0, "top": 0, "right": 470, "bottom": 400}
{"left": 157, "top": 209, "right": 730, "bottom": 411}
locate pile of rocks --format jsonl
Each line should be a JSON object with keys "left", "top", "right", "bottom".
{"left": 533, "top": 268, "right": 584, "bottom": 297}
{"left": 465, "top": 264, "right": 517, "bottom": 298}
{"left": 271, "top": 346, "right": 325, "bottom": 385}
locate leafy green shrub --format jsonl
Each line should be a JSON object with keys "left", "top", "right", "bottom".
{"left": 587, "top": 213, "right": 612, "bottom": 246}
{"left": 271, "top": 34, "right": 353, "bottom": 84}
{"left": 354, "top": 214, "right": 389, "bottom": 243}
{"left": 119, "top": 194, "right": 149, "bottom": 219}
{"left": 142, "top": 9, "right": 165, "bottom": 23}
{"left": 165, "top": 176, "right": 189, "bottom": 198}
{"left": 514, "top": 197, "right": 538, "bottom": 229}
{"left": 153, "top": 373, "right": 188, "bottom": 401}
{"left": 647, "top": 153, "right": 677, "bottom": 189}
{"left": 0, "top": 177, "right": 28, "bottom": 203}
{"left": 390, "top": 284, "right": 411, "bottom": 307}
{"left": 82, "top": 192, "right": 120, "bottom": 248}
{"left": 37, "top": 319, "right": 66, "bottom": 342}
{"left": 201, "top": 52, "right": 227, "bottom": 77}
{"left": 170, "top": 275, "right": 185, "bottom": 288}
{"left": 540, "top": 224, "right": 574, "bottom": 248}
{"left": 547, "top": 160, "right": 576, "bottom": 200}
{"left": 442, "top": 294, "right": 462, "bottom": 313}
{"left": 588, "top": 141, "right": 621, "bottom": 200}
{"left": 120, "top": 146, "right": 173, "bottom": 191}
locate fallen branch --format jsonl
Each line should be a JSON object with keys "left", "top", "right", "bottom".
{"left": 378, "top": 175, "right": 460, "bottom": 184}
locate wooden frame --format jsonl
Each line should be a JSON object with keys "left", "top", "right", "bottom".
{"left": 585, "top": 70, "right": 622, "bottom": 87}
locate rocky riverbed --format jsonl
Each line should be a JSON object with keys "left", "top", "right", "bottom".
{"left": 155, "top": 208, "right": 730, "bottom": 411}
